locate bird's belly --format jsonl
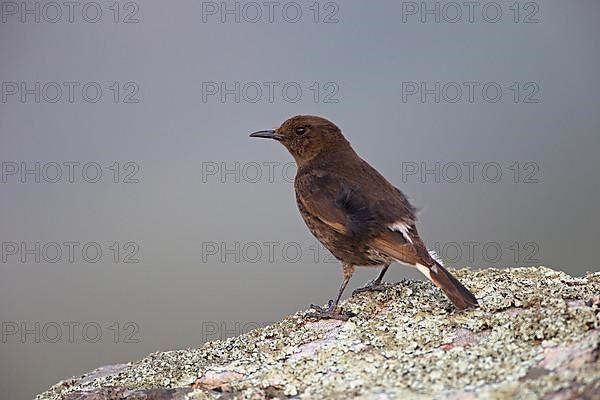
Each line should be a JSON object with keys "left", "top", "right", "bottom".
{"left": 297, "top": 200, "right": 393, "bottom": 267}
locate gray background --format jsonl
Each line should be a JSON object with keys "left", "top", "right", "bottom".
{"left": 1, "top": 1, "right": 599, "bottom": 399}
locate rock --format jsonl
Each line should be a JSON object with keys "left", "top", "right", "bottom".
{"left": 36, "top": 267, "right": 600, "bottom": 400}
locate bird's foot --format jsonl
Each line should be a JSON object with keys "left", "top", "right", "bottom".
{"left": 352, "top": 279, "right": 386, "bottom": 295}
{"left": 307, "top": 300, "right": 352, "bottom": 321}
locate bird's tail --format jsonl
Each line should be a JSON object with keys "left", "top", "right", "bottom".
{"left": 422, "top": 253, "right": 478, "bottom": 309}
{"left": 370, "top": 235, "right": 478, "bottom": 309}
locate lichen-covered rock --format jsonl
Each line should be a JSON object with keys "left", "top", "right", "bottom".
{"left": 36, "top": 267, "right": 600, "bottom": 400}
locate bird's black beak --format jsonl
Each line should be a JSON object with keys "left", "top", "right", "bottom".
{"left": 249, "top": 129, "right": 282, "bottom": 141}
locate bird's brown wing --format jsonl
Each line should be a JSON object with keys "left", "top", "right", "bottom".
{"left": 294, "top": 171, "right": 415, "bottom": 241}
{"left": 294, "top": 173, "right": 348, "bottom": 235}
{"left": 370, "top": 228, "right": 432, "bottom": 266}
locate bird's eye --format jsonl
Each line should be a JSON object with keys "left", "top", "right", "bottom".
{"left": 295, "top": 127, "right": 306, "bottom": 136}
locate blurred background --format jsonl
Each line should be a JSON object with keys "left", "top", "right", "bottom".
{"left": 1, "top": 1, "right": 599, "bottom": 398}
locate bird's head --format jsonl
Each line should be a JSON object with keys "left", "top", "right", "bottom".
{"left": 250, "top": 115, "right": 350, "bottom": 165}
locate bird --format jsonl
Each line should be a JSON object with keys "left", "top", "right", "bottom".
{"left": 250, "top": 115, "right": 478, "bottom": 320}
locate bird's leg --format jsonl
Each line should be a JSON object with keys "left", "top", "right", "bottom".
{"left": 309, "top": 263, "right": 355, "bottom": 321}
{"left": 353, "top": 264, "right": 390, "bottom": 295}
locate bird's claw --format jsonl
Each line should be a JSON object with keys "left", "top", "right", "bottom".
{"left": 307, "top": 300, "right": 352, "bottom": 321}
{"left": 353, "top": 280, "right": 386, "bottom": 295}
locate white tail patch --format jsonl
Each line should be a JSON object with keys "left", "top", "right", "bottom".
{"left": 389, "top": 222, "right": 413, "bottom": 244}
{"left": 428, "top": 249, "right": 444, "bottom": 266}
{"left": 416, "top": 263, "right": 432, "bottom": 280}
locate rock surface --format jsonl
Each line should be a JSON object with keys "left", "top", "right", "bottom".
{"left": 37, "top": 267, "right": 600, "bottom": 400}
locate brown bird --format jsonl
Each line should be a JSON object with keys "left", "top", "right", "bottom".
{"left": 250, "top": 115, "right": 478, "bottom": 319}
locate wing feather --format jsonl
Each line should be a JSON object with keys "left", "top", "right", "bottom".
{"left": 295, "top": 171, "right": 415, "bottom": 240}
